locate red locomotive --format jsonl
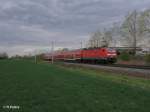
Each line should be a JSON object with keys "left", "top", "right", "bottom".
{"left": 43, "top": 47, "right": 117, "bottom": 64}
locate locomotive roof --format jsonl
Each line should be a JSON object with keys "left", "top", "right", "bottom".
{"left": 82, "top": 47, "right": 108, "bottom": 50}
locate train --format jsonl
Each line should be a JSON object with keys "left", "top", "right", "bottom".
{"left": 43, "top": 47, "right": 117, "bottom": 64}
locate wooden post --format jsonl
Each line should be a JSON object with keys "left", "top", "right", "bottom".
{"left": 51, "top": 41, "right": 54, "bottom": 64}
{"left": 35, "top": 50, "right": 37, "bottom": 64}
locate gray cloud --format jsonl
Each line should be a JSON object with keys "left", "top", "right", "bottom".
{"left": 0, "top": 0, "right": 150, "bottom": 56}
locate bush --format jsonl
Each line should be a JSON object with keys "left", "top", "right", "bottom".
{"left": 145, "top": 54, "right": 150, "bottom": 64}
{"left": 0, "top": 52, "right": 8, "bottom": 60}
{"left": 119, "top": 52, "right": 131, "bottom": 61}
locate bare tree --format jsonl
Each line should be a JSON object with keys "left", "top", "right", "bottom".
{"left": 110, "top": 22, "right": 123, "bottom": 47}
{"left": 103, "top": 29, "right": 112, "bottom": 47}
{"left": 88, "top": 29, "right": 113, "bottom": 48}
{"left": 121, "top": 10, "right": 139, "bottom": 54}
{"left": 138, "top": 9, "right": 150, "bottom": 35}
{"left": 88, "top": 31, "right": 102, "bottom": 48}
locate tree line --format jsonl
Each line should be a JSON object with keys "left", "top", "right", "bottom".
{"left": 87, "top": 9, "right": 150, "bottom": 54}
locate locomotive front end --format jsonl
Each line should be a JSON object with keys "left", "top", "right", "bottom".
{"left": 106, "top": 48, "right": 117, "bottom": 63}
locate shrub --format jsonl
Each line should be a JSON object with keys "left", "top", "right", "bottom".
{"left": 0, "top": 52, "right": 8, "bottom": 60}
{"left": 119, "top": 52, "right": 131, "bottom": 61}
{"left": 145, "top": 54, "right": 150, "bottom": 64}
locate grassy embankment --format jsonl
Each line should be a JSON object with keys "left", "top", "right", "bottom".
{"left": 0, "top": 59, "right": 150, "bottom": 112}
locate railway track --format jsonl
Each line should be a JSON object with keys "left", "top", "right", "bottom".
{"left": 63, "top": 62, "right": 150, "bottom": 70}
{"left": 102, "top": 64, "right": 150, "bottom": 70}
{"left": 62, "top": 62, "right": 150, "bottom": 78}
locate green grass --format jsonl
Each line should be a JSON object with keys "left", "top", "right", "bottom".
{"left": 0, "top": 59, "right": 150, "bottom": 112}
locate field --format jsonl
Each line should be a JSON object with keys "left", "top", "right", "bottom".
{"left": 0, "top": 60, "right": 150, "bottom": 112}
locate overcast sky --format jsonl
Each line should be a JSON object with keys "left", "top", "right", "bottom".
{"left": 0, "top": 0, "right": 150, "bottom": 56}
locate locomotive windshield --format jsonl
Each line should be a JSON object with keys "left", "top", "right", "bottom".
{"left": 107, "top": 48, "right": 116, "bottom": 52}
